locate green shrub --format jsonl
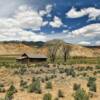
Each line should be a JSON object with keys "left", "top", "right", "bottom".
{"left": 95, "top": 65, "right": 100, "bottom": 69}
{"left": 74, "top": 88, "right": 89, "bottom": 100}
{"left": 45, "top": 76, "right": 49, "bottom": 81}
{"left": 58, "top": 89, "right": 64, "bottom": 98}
{"left": 32, "top": 77, "right": 36, "bottom": 82}
{"left": 89, "top": 83, "right": 96, "bottom": 92}
{"left": 20, "top": 80, "right": 28, "bottom": 89}
{"left": 66, "top": 68, "right": 76, "bottom": 77}
{"left": 5, "top": 84, "right": 17, "bottom": 100}
{"left": 27, "top": 79, "right": 41, "bottom": 93}
{"left": 43, "top": 93, "right": 52, "bottom": 100}
{"left": 46, "top": 81, "right": 52, "bottom": 89}
{"left": 19, "top": 67, "right": 27, "bottom": 75}
{"left": 0, "top": 83, "right": 4, "bottom": 87}
{"left": 0, "top": 83, "right": 5, "bottom": 93}
{"left": 87, "top": 77, "right": 96, "bottom": 92}
{"left": 0, "top": 87, "right": 5, "bottom": 93}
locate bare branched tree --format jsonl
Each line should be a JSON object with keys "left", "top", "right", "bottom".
{"left": 62, "top": 44, "right": 70, "bottom": 62}
{"left": 48, "top": 42, "right": 61, "bottom": 63}
{"left": 48, "top": 46, "right": 58, "bottom": 62}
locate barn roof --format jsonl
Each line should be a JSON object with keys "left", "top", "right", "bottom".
{"left": 16, "top": 56, "right": 26, "bottom": 60}
{"left": 24, "top": 53, "right": 48, "bottom": 59}
{"left": 16, "top": 53, "right": 47, "bottom": 60}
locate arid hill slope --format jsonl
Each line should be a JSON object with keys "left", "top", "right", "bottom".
{"left": 0, "top": 40, "right": 99, "bottom": 57}
{"left": 0, "top": 43, "right": 34, "bottom": 55}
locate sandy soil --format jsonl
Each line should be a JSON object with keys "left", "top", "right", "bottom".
{"left": 0, "top": 65, "right": 100, "bottom": 100}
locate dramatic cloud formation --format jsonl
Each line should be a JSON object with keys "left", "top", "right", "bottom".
{"left": 0, "top": 5, "right": 46, "bottom": 41}
{"left": 0, "top": 0, "right": 99, "bottom": 45}
{"left": 66, "top": 7, "right": 100, "bottom": 20}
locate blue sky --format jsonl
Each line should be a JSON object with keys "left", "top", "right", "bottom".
{"left": 0, "top": 0, "right": 100, "bottom": 45}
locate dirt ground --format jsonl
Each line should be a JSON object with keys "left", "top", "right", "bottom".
{"left": 0, "top": 64, "right": 100, "bottom": 100}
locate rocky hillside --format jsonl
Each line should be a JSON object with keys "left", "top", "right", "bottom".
{"left": 0, "top": 40, "right": 99, "bottom": 57}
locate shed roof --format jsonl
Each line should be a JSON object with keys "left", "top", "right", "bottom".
{"left": 21, "top": 53, "right": 48, "bottom": 59}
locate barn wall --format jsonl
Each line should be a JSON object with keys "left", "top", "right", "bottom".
{"left": 17, "top": 58, "right": 47, "bottom": 64}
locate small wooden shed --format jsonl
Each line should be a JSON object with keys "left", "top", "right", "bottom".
{"left": 16, "top": 53, "right": 48, "bottom": 64}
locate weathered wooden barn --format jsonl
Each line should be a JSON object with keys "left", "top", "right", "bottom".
{"left": 16, "top": 53, "right": 48, "bottom": 64}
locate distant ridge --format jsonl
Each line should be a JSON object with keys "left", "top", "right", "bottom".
{"left": 0, "top": 40, "right": 100, "bottom": 57}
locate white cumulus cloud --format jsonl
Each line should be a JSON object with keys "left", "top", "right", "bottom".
{"left": 71, "top": 23, "right": 100, "bottom": 37}
{"left": 39, "top": 4, "right": 53, "bottom": 16}
{"left": 50, "top": 16, "right": 63, "bottom": 28}
{"left": 66, "top": 7, "right": 100, "bottom": 20}
{"left": 0, "top": 5, "right": 46, "bottom": 41}
{"left": 15, "top": 5, "right": 43, "bottom": 31}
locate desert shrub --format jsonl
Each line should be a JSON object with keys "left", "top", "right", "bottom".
{"left": 87, "top": 77, "right": 96, "bottom": 87}
{"left": 19, "top": 67, "right": 27, "bottom": 75}
{"left": 5, "top": 84, "right": 17, "bottom": 100}
{"left": 50, "top": 74, "right": 56, "bottom": 79}
{"left": 95, "top": 65, "right": 100, "bottom": 69}
{"left": 54, "top": 97, "right": 59, "bottom": 100}
{"left": 27, "top": 79, "right": 41, "bottom": 93}
{"left": 59, "top": 68, "right": 65, "bottom": 73}
{"left": 43, "top": 93, "right": 52, "bottom": 100}
{"left": 43, "top": 63, "right": 49, "bottom": 68}
{"left": 89, "top": 83, "right": 96, "bottom": 92}
{"left": 93, "top": 70, "right": 100, "bottom": 75}
{"left": 58, "top": 89, "right": 64, "bottom": 98}
{"left": 0, "top": 83, "right": 4, "bottom": 87}
{"left": 46, "top": 81, "right": 52, "bottom": 89}
{"left": 41, "top": 77, "right": 45, "bottom": 83}
{"left": 71, "top": 71, "right": 76, "bottom": 77}
{"left": 20, "top": 80, "right": 28, "bottom": 90}
{"left": 66, "top": 68, "right": 76, "bottom": 77}
{"left": 85, "top": 66, "right": 93, "bottom": 71}
{"left": 82, "top": 72, "right": 87, "bottom": 77}
{"left": 32, "top": 77, "right": 36, "bottom": 82}
{"left": 73, "top": 83, "right": 81, "bottom": 91}
{"left": 45, "top": 76, "right": 50, "bottom": 81}
{"left": 0, "top": 87, "right": 5, "bottom": 93}
{"left": 88, "top": 91, "right": 94, "bottom": 98}
{"left": 0, "top": 83, "right": 5, "bottom": 93}
{"left": 74, "top": 88, "right": 89, "bottom": 100}
{"left": 95, "top": 70, "right": 100, "bottom": 74}
{"left": 87, "top": 77, "right": 96, "bottom": 92}
{"left": 93, "top": 71, "right": 97, "bottom": 75}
